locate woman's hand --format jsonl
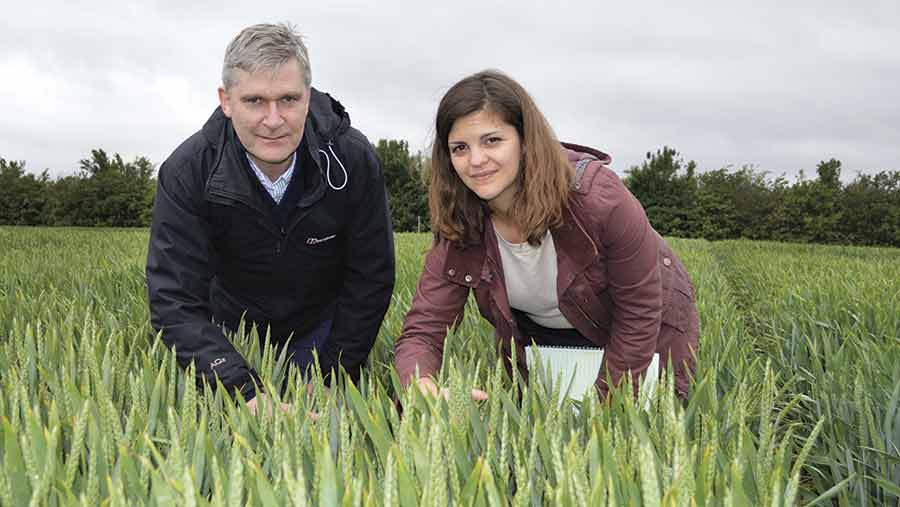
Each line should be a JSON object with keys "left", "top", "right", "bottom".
{"left": 416, "top": 376, "right": 488, "bottom": 401}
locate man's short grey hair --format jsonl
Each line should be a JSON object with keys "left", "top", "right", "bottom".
{"left": 222, "top": 23, "right": 311, "bottom": 90}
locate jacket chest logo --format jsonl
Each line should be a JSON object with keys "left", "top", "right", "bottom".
{"left": 306, "top": 234, "right": 337, "bottom": 245}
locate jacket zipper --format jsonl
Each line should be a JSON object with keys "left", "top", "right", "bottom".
{"left": 275, "top": 227, "right": 286, "bottom": 256}
{"left": 279, "top": 138, "right": 332, "bottom": 241}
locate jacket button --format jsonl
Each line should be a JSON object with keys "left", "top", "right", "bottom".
{"left": 464, "top": 274, "right": 473, "bottom": 282}
{"left": 448, "top": 268, "right": 456, "bottom": 276}
{"left": 663, "top": 257, "right": 672, "bottom": 267}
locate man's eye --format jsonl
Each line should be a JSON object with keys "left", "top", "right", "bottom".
{"left": 244, "top": 97, "right": 262, "bottom": 105}
{"left": 281, "top": 96, "right": 297, "bottom": 103}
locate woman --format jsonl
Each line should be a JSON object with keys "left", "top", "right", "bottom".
{"left": 394, "top": 70, "right": 699, "bottom": 401}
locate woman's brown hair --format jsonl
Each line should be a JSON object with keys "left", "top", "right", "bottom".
{"left": 430, "top": 70, "right": 572, "bottom": 246}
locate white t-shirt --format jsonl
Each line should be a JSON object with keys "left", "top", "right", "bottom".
{"left": 494, "top": 228, "right": 575, "bottom": 329}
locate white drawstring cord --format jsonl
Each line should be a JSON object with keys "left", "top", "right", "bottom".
{"left": 317, "top": 143, "right": 348, "bottom": 191}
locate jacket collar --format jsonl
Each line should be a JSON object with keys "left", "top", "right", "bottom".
{"left": 442, "top": 200, "right": 598, "bottom": 290}
{"left": 555, "top": 142, "right": 606, "bottom": 275}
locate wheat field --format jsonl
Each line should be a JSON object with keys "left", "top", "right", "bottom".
{"left": 0, "top": 227, "right": 898, "bottom": 506}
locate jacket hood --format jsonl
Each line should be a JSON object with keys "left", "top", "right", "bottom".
{"left": 561, "top": 141, "right": 612, "bottom": 166}
{"left": 306, "top": 88, "right": 351, "bottom": 142}
{"left": 201, "top": 87, "right": 351, "bottom": 149}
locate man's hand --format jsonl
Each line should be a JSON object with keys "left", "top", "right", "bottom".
{"left": 247, "top": 393, "right": 320, "bottom": 420}
{"left": 416, "top": 377, "right": 488, "bottom": 401}
{"left": 305, "top": 383, "right": 332, "bottom": 396}
{"left": 246, "top": 394, "right": 291, "bottom": 416}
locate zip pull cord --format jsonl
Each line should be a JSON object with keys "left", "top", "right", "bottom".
{"left": 317, "top": 142, "right": 349, "bottom": 191}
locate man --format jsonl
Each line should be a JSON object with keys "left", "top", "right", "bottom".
{"left": 146, "top": 23, "right": 395, "bottom": 413}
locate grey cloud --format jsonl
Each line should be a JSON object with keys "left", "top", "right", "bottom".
{"left": 0, "top": 0, "right": 897, "bottom": 181}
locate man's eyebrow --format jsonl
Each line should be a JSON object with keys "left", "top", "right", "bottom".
{"left": 241, "top": 91, "right": 304, "bottom": 100}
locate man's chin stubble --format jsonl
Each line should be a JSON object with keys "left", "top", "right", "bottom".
{"left": 248, "top": 149, "right": 296, "bottom": 167}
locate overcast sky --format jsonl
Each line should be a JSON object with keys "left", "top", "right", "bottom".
{"left": 2, "top": 1, "right": 898, "bottom": 182}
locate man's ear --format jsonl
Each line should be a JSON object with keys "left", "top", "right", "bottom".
{"left": 218, "top": 87, "right": 232, "bottom": 117}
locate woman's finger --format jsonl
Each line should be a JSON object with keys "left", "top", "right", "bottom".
{"left": 471, "top": 389, "right": 488, "bottom": 401}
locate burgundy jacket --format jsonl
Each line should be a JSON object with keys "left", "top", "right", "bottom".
{"left": 394, "top": 143, "right": 699, "bottom": 398}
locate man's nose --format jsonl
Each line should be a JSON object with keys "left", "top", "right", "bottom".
{"left": 262, "top": 101, "right": 284, "bottom": 128}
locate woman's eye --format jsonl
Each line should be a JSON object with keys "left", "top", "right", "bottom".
{"left": 486, "top": 137, "right": 501, "bottom": 144}
{"left": 450, "top": 145, "right": 466, "bottom": 154}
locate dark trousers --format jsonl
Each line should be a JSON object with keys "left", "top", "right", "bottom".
{"left": 278, "top": 316, "right": 333, "bottom": 379}
{"left": 513, "top": 309, "right": 598, "bottom": 348}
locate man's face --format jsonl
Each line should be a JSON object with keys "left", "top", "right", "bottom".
{"left": 218, "top": 58, "right": 310, "bottom": 175}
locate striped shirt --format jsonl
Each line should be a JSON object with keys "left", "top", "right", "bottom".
{"left": 246, "top": 154, "right": 296, "bottom": 204}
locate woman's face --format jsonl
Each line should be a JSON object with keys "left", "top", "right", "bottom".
{"left": 447, "top": 109, "right": 522, "bottom": 214}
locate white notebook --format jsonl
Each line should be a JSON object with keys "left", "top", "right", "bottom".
{"left": 525, "top": 346, "right": 659, "bottom": 407}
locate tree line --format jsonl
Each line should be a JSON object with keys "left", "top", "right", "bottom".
{"left": 625, "top": 147, "right": 899, "bottom": 247}
{"left": 2, "top": 143, "right": 898, "bottom": 247}
{"left": 0, "top": 150, "right": 155, "bottom": 227}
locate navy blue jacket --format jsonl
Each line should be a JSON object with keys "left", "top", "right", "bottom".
{"left": 146, "top": 88, "right": 395, "bottom": 398}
